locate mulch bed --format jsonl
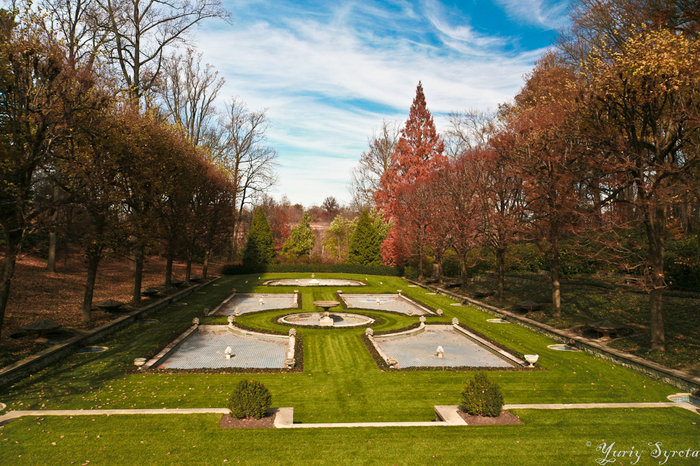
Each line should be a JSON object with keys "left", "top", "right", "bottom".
{"left": 458, "top": 410, "right": 522, "bottom": 425}
{"left": 219, "top": 412, "right": 276, "bottom": 429}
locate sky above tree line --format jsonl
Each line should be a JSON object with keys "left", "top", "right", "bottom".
{"left": 194, "top": 0, "right": 572, "bottom": 206}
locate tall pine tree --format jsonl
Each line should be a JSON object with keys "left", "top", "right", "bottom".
{"left": 243, "top": 208, "right": 275, "bottom": 270}
{"left": 374, "top": 82, "right": 446, "bottom": 268}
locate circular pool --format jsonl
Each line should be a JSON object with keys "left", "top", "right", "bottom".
{"left": 547, "top": 344, "right": 580, "bottom": 352}
{"left": 263, "top": 278, "right": 365, "bottom": 287}
{"left": 279, "top": 312, "right": 374, "bottom": 328}
{"left": 77, "top": 345, "right": 109, "bottom": 353}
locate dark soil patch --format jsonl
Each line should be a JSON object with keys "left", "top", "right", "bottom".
{"left": 219, "top": 412, "right": 276, "bottom": 429}
{"left": 458, "top": 409, "right": 522, "bottom": 425}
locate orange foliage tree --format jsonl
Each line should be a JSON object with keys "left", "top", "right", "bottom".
{"left": 374, "top": 82, "right": 446, "bottom": 273}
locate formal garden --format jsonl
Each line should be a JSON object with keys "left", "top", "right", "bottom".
{"left": 1, "top": 273, "right": 698, "bottom": 464}
{"left": 2, "top": 0, "right": 700, "bottom": 463}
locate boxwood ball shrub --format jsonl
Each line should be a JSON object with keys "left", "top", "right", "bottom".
{"left": 461, "top": 373, "right": 503, "bottom": 417}
{"left": 229, "top": 380, "right": 272, "bottom": 419}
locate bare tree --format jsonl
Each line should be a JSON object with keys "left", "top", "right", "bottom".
{"left": 212, "top": 98, "right": 277, "bottom": 258}
{"left": 38, "top": 0, "right": 108, "bottom": 71}
{"left": 97, "top": 0, "right": 227, "bottom": 101}
{"left": 350, "top": 120, "right": 399, "bottom": 209}
{"left": 444, "top": 109, "right": 496, "bottom": 158}
{"left": 156, "top": 47, "right": 224, "bottom": 146}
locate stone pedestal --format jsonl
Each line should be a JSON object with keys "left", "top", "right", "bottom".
{"left": 319, "top": 312, "right": 334, "bottom": 327}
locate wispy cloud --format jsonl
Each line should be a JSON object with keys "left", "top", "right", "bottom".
{"left": 493, "top": 0, "right": 570, "bottom": 30}
{"left": 191, "top": 0, "right": 554, "bottom": 205}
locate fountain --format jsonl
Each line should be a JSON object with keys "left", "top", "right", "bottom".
{"left": 225, "top": 346, "right": 233, "bottom": 359}
{"left": 314, "top": 300, "right": 341, "bottom": 326}
{"left": 436, "top": 346, "right": 445, "bottom": 358}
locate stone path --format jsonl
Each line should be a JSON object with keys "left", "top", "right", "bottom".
{"left": 1, "top": 402, "right": 696, "bottom": 428}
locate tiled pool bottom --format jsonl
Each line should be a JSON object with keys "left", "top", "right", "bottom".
{"left": 155, "top": 326, "right": 289, "bottom": 369}
{"left": 372, "top": 325, "right": 516, "bottom": 368}
{"left": 341, "top": 294, "right": 432, "bottom": 315}
{"left": 215, "top": 293, "right": 298, "bottom": 316}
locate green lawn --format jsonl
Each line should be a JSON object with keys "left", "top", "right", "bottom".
{"left": 1, "top": 409, "right": 697, "bottom": 464}
{"left": 0, "top": 273, "right": 697, "bottom": 463}
{"left": 464, "top": 272, "right": 700, "bottom": 370}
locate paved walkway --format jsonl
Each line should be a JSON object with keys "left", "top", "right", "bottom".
{"left": 1, "top": 402, "right": 696, "bottom": 428}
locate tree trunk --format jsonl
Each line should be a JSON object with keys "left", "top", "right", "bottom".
{"left": 202, "top": 249, "right": 210, "bottom": 279}
{"left": 47, "top": 185, "right": 59, "bottom": 273}
{"left": 432, "top": 262, "right": 442, "bottom": 283}
{"left": 645, "top": 205, "right": 666, "bottom": 351}
{"left": 459, "top": 258, "right": 469, "bottom": 290}
{"left": 0, "top": 231, "right": 21, "bottom": 337}
{"left": 417, "top": 238, "right": 424, "bottom": 281}
{"left": 165, "top": 252, "right": 173, "bottom": 288}
{"left": 185, "top": 254, "right": 192, "bottom": 282}
{"left": 132, "top": 243, "right": 145, "bottom": 304}
{"left": 550, "top": 240, "right": 562, "bottom": 318}
{"left": 47, "top": 231, "right": 57, "bottom": 273}
{"left": 495, "top": 248, "right": 505, "bottom": 301}
{"left": 82, "top": 251, "right": 101, "bottom": 323}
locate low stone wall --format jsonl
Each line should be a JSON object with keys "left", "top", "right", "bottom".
{"left": 0, "top": 278, "right": 219, "bottom": 390}
{"left": 406, "top": 279, "right": 700, "bottom": 393}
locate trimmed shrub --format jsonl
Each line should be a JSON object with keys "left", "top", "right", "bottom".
{"left": 228, "top": 380, "right": 272, "bottom": 419}
{"left": 461, "top": 373, "right": 503, "bottom": 417}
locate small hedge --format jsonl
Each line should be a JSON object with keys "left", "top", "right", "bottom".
{"left": 461, "top": 373, "right": 503, "bottom": 417}
{"left": 221, "top": 262, "right": 402, "bottom": 276}
{"left": 228, "top": 380, "right": 272, "bottom": 419}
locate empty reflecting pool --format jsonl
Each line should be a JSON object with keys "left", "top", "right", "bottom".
{"left": 371, "top": 325, "right": 521, "bottom": 368}
{"left": 341, "top": 293, "right": 432, "bottom": 315}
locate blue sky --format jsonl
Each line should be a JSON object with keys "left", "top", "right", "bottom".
{"left": 193, "top": 0, "right": 571, "bottom": 206}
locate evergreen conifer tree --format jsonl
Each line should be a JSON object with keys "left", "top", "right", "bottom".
{"left": 281, "top": 212, "right": 315, "bottom": 261}
{"left": 348, "top": 210, "right": 386, "bottom": 266}
{"left": 243, "top": 208, "right": 275, "bottom": 270}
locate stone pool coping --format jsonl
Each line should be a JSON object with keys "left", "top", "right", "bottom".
{"left": 407, "top": 279, "right": 700, "bottom": 392}
{"left": 0, "top": 278, "right": 219, "bottom": 390}
{"left": 278, "top": 312, "right": 375, "bottom": 328}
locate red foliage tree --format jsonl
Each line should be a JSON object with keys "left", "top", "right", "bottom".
{"left": 375, "top": 82, "right": 447, "bottom": 269}
{"left": 504, "top": 53, "right": 589, "bottom": 317}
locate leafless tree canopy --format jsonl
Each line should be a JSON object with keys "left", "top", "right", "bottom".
{"left": 212, "top": 99, "right": 277, "bottom": 240}
{"left": 156, "top": 47, "right": 224, "bottom": 146}
{"left": 444, "top": 109, "right": 496, "bottom": 158}
{"left": 350, "top": 120, "right": 399, "bottom": 209}
{"left": 96, "top": 0, "right": 227, "bottom": 99}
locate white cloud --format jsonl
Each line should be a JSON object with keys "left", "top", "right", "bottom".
{"left": 493, "top": 0, "right": 570, "bottom": 30}
{"left": 191, "top": 1, "right": 545, "bottom": 205}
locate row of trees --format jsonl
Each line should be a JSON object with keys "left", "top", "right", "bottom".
{"left": 368, "top": 0, "right": 699, "bottom": 352}
{"left": 0, "top": 0, "right": 278, "bottom": 336}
